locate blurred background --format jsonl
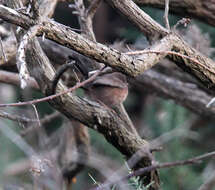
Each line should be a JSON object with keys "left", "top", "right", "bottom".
{"left": 0, "top": 1, "right": 215, "bottom": 190}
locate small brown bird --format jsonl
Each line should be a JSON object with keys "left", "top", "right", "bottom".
{"left": 51, "top": 59, "right": 128, "bottom": 108}
{"left": 86, "top": 72, "right": 128, "bottom": 108}
{"left": 84, "top": 70, "right": 137, "bottom": 135}
{"left": 50, "top": 59, "right": 137, "bottom": 135}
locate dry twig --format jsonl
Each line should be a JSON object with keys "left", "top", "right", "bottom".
{"left": 0, "top": 110, "right": 37, "bottom": 123}
{"left": 0, "top": 66, "right": 104, "bottom": 108}
{"left": 20, "top": 111, "right": 61, "bottom": 136}
{"left": 0, "top": 70, "right": 39, "bottom": 89}
{"left": 164, "top": 0, "right": 170, "bottom": 30}
{"left": 93, "top": 151, "right": 215, "bottom": 190}
{"left": 125, "top": 50, "right": 215, "bottom": 76}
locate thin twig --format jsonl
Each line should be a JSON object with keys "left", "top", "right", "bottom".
{"left": 0, "top": 70, "right": 39, "bottom": 89}
{"left": 0, "top": 66, "right": 104, "bottom": 108}
{"left": 206, "top": 97, "right": 215, "bottom": 108}
{"left": 32, "top": 104, "right": 48, "bottom": 149}
{"left": 93, "top": 151, "right": 215, "bottom": 190}
{"left": 131, "top": 151, "right": 215, "bottom": 177}
{"left": 0, "top": 110, "right": 38, "bottom": 123}
{"left": 73, "top": 0, "right": 97, "bottom": 41}
{"left": 150, "top": 118, "right": 199, "bottom": 148}
{"left": 20, "top": 111, "right": 61, "bottom": 136}
{"left": 87, "top": 0, "right": 102, "bottom": 19}
{"left": 125, "top": 50, "right": 215, "bottom": 76}
{"left": 164, "top": 0, "right": 170, "bottom": 30}
{"left": 0, "top": 110, "right": 60, "bottom": 134}
{"left": 40, "top": 111, "right": 61, "bottom": 124}
{"left": 32, "top": 104, "right": 41, "bottom": 127}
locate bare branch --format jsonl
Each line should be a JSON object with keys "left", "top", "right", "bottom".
{"left": 125, "top": 50, "right": 215, "bottom": 76}
{"left": 87, "top": 0, "right": 102, "bottom": 19}
{"left": 107, "top": 0, "right": 169, "bottom": 41}
{"left": 150, "top": 119, "right": 199, "bottom": 148}
{"left": 134, "top": 0, "right": 215, "bottom": 28}
{"left": 0, "top": 110, "right": 38, "bottom": 124}
{"left": 72, "top": 0, "right": 97, "bottom": 41}
{"left": 93, "top": 151, "right": 215, "bottom": 190}
{"left": 32, "top": 104, "right": 41, "bottom": 127}
{"left": 41, "top": 111, "right": 61, "bottom": 124}
{"left": 57, "top": 121, "right": 91, "bottom": 185}
{"left": 16, "top": 25, "right": 41, "bottom": 88}
{"left": 38, "top": 0, "right": 58, "bottom": 18}
{"left": 0, "top": 66, "right": 104, "bottom": 108}
{"left": 107, "top": 0, "right": 215, "bottom": 89}
{"left": 0, "top": 5, "right": 204, "bottom": 81}
{"left": 20, "top": 111, "right": 61, "bottom": 136}
{"left": 0, "top": 70, "right": 39, "bottom": 89}
{"left": 164, "top": 0, "right": 170, "bottom": 30}
{"left": 0, "top": 110, "right": 61, "bottom": 136}
{"left": 135, "top": 68, "right": 215, "bottom": 118}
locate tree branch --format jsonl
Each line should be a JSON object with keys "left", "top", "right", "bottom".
{"left": 2, "top": 1, "right": 215, "bottom": 188}
{"left": 107, "top": 0, "right": 169, "bottom": 41}
{"left": 2, "top": 1, "right": 157, "bottom": 189}
{"left": 0, "top": 4, "right": 173, "bottom": 77}
{"left": 135, "top": 67, "right": 215, "bottom": 118}
{"left": 107, "top": 0, "right": 215, "bottom": 90}
{"left": 2, "top": 3, "right": 215, "bottom": 91}
{"left": 0, "top": 70, "right": 39, "bottom": 89}
{"left": 0, "top": 110, "right": 38, "bottom": 124}
{"left": 93, "top": 151, "right": 215, "bottom": 190}
{"left": 135, "top": 0, "right": 215, "bottom": 28}
{"left": 163, "top": 0, "right": 170, "bottom": 30}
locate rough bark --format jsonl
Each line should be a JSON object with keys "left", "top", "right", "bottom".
{"left": 1, "top": 4, "right": 215, "bottom": 91}
{"left": 3, "top": 1, "right": 158, "bottom": 189}
{"left": 107, "top": 0, "right": 215, "bottom": 90}
{"left": 135, "top": 0, "right": 215, "bottom": 28}
{"left": 1, "top": 0, "right": 215, "bottom": 189}
{"left": 135, "top": 67, "right": 215, "bottom": 118}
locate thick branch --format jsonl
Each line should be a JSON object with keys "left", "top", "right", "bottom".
{"left": 0, "top": 4, "right": 173, "bottom": 77}
{"left": 107, "top": 0, "right": 169, "bottom": 41}
{"left": 26, "top": 39, "right": 156, "bottom": 186}
{"left": 135, "top": 68, "right": 215, "bottom": 118}
{"left": 4, "top": 1, "right": 158, "bottom": 189}
{"left": 135, "top": 0, "right": 215, "bottom": 28}
{"left": 2, "top": 34, "right": 215, "bottom": 120}
{"left": 0, "top": 70, "right": 39, "bottom": 89}
{"left": 107, "top": 0, "right": 215, "bottom": 89}
{"left": 2, "top": 2, "right": 215, "bottom": 91}
{"left": 1, "top": 30, "right": 215, "bottom": 120}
